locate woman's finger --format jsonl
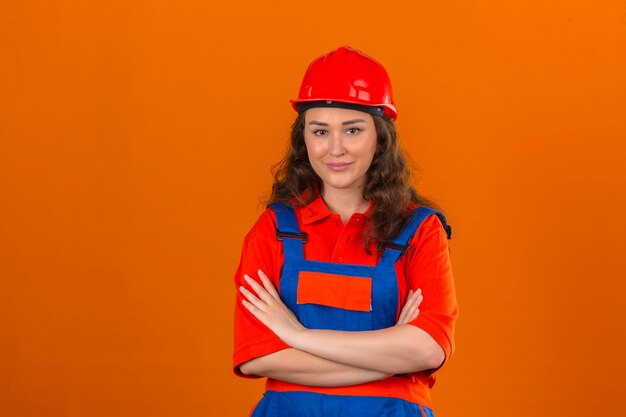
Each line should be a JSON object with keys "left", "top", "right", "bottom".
{"left": 396, "top": 288, "right": 425, "bottom": 325}
{"left": 239, "top": 285, "right": 268, "bottom": 313}
{"left": 258, "top": 269, "right": 280, "bottom": 300}
{"left": 241, "top": 299, "right": 268, "bottom": 324}
{"left": 398, "top": 310, "right": 411, "bottom": 324}
{"left": 405, "top": 290, "right": 420, "bottom": 307}
{"left": 397, "top": 296, "right": 414, "bottom": 324}
{"left": 406, "top": 289, "right": 423, "bottom": 309}
{"left": 402, "top": 306, "right": 419, "bottom": 324}
{"left": 414, "top": 293, "right": 423, "bottom": 308}
{"left": 244, "top": 274, "right": 276, "bottom": 305}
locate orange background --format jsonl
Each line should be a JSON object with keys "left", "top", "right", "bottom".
{"left": 1, "top": 1, "right": 625, "bottom": 416}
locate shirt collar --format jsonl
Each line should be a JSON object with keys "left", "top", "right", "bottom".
{"left": 300, "top": 196, "right": 373, "bottom": 225}
{"left": 300, "top": 196, "right": 332, "bottom": 225}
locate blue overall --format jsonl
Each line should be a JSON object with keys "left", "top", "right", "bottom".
{"left": 251, "top": 203, "right": 451, "bottom": 417}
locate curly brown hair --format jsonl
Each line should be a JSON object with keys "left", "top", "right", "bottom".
{"left": 268, "top": 112, "right": 438, "bottom": 249}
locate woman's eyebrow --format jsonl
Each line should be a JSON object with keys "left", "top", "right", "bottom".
{"left": 307, "top": 119, "right": 367, "bottom": 126}
{"left": 342, "top": 118, "right": 366, "bottom": 125}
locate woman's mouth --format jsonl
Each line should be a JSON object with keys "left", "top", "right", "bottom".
{"left": 326, "top": 162, "right": 353, "bottom": 171}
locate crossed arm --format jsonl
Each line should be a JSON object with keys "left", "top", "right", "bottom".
{"left": 237, "top": 269, "right": 445, "bottom": 387}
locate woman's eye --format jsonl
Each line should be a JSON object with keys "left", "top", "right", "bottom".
{"left": 346, "top": 127, "right": 361, "bottom": 134}
{"left": 313, "top": 129, "right": 328, "bottom": 136}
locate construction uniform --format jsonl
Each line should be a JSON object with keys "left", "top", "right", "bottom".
{"left": 233, "top": 196, "right": 458, "bottom": 416}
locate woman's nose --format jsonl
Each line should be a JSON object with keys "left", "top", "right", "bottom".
{"left": 328, "top": 133, "right": 346, "bottom": 156}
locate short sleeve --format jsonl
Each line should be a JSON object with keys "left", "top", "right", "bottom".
{"left": 232, "top": 209, "right": 290, "bottom": 378}
{"left": 404, "top": 214, "right": 458, "bottom": 366}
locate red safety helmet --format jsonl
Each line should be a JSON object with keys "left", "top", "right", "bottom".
{"left": 291, "top": 46, "right": 398, "bottom": 121}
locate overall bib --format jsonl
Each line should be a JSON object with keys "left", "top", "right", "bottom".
{"left": 251, "top": 203, "right": 451, "bottom": 417}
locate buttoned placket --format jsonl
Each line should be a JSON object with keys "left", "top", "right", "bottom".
{"left": 330, "top": 213, "right": 366, "bottom": 264}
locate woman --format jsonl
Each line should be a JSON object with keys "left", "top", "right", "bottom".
{"left": 233, "top": 46, "right": 458, "bottom": 417}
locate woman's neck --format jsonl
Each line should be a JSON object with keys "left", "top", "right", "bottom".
{"left": 322, "top": 188, "right": 370, "bottom": 225}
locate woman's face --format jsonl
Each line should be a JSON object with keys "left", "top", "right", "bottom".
{"left": 304, "top": 107, "right": 377, "bottom": 196}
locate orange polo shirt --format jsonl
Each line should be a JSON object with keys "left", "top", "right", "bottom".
{"left": 233, "top": 197, "right": 458, "bottom": 405}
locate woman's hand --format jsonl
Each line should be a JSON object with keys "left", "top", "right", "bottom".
{"left": 240, "top": 269, "right": 305, "bottom": 346}
{"left": 396, "top": 289, "right": 423, "bottom": 326}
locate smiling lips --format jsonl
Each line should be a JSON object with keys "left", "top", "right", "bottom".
{"left": 326, "top": 162, "right": 353, "bottom": 171}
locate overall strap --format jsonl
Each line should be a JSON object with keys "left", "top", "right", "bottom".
{"left": 269, "top": 203, "right": 305, "bottom": 260}
{"left": 379, "top": 206, "right": 452, "bottom": 265}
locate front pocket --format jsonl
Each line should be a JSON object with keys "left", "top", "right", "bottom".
{"left": 297, "top": 271, "right": 372, "bottom": 312}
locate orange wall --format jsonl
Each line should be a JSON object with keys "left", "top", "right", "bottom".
{"left": 1, "top": 1, "right": 625, "bottom": 416}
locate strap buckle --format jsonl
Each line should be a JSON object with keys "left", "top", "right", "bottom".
{"left": 276, "top": 230, "right": 308, "bottom": 243}
{"left": 380, "top": 242, "right": 410, "bottom": 255}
